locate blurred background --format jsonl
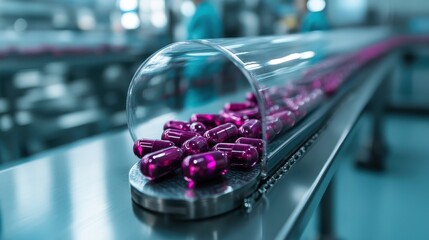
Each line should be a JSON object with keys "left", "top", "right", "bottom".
{"left": 1, "top": 0, "right": 429, "bottom": 163}
{"left": 1, "top": 1, "right": 429, "bottom": 239}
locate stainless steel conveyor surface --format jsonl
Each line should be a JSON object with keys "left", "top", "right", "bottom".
{"left": 0, "top": 53, "right": 397, "bottom": 240}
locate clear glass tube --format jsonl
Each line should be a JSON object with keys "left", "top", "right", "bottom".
{"left": 127, "top": 27, "right": 391, "bottom": 177}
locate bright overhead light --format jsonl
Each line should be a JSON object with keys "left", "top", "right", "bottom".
{"left": 121, "top": 12, "right": 140, "bottom": 30}
{"left": 180, "top": 1, "right": 196, "bottom": 17}
{"left": 119, "top": 0, "right": 138, "bottom": 11}
{"left": 307, "top": 0, "right": 326, "bottom": 12}
{"left": 150, "top": 12, "right": 167, "bottom": 28}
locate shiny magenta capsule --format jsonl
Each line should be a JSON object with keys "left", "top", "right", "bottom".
{"left": 239, "top": 119, "right": 262, "bottom": 138}
{"left": 213, "top": 143, "right": 259, "bottom": 169}
{"left": 133, "top": 139, "right": 175, "bottom": 158}
{"left": 163, "top": 120, "right": 190, "bottom": 131}
{"left": 181, "top": 136, "right": 208, "bottom": 156}
{"left": 190, "top": 114, "right": 222, "bottom": 128}
{"left": 271, "top": 110, "right": 296, "bottom": 130}
{"left": 182, "top": 151, "right": 228, "bottom": 183}
{"left": 220, "top": 111, "right": 249, "bottom": 127}
{"left": 140, "top": 146, "right": 183, "bottom": 180}
{"left": 204, "top": 123, "right": 238, "bottom": 146}
{"left": 224, "top": 102, "right": 255, "bottom": 112}
{"left": 236, "top": 137, "right": 264, "bottom": 155}
{"left": 189, "top": 121, "right": 207, "bottom": 135}
{"left": 161, "top": 129, "right": 200, "bottom": 147}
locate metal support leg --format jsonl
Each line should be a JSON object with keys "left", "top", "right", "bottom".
{"left": 356, "top": 74, "right": 390, "bottom": 171}
{"left": 319, "top": 177, "right": 335, "bottom": 240}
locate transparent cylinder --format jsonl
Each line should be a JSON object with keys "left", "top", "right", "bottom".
{"left": 127, "top": 27, "right": 391, "bottom": 178}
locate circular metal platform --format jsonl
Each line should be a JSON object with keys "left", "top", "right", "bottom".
{"left": 129, "top": 163, "right": 261, "bottom": 219}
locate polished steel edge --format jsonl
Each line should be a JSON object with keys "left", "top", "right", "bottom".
{"left": 276, "top": 53, "right": 399, "bottom": 239}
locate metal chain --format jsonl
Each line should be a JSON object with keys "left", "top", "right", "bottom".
{"left": 243, "top": 127, "right": 325, "bottom": 211}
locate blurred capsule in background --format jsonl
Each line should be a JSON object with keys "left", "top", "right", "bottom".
{"left": 163, "top": 120, "right": 190, "bottom": 131}
{"left": 190, "top": 113, "right": 222, "bottom": 128}
{"left": 182, "top": 151, "right": 228, "bottom": 183}
{"left": 140, "top": 146, "right": 183, "bottom": 180}
{"left": 220, "top": 111, "right": 249, "bottom": 127}
{"left": 224, "top": 101, "right": 255, "bottom": 112}
{"left": 266, "top": 117, "right": 283, "bottom": 135}
{"left": 270, "top": 110, "right": 296, "bottom": 130}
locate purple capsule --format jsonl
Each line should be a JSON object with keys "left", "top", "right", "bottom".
{"left": 224, "top": 102, "right": 255, "bottom": 112}
{"left": 190, "top": 114, "right": 222, "bottom": 128}
{"left": 236, "top": 137, "right": 264, "bottom": 155}
{"left": 306, "top": 89, "right": 324, "bottom": 111}
{"left": 236, "top": 107, "right": 261, "bottom": 119}
{"left": 161, "top": 129, "right": 200, "bottom": 147}
{"left": 246, "top": 92, "right": 258, "bottom": 103}
{"left": 140, "top": 146, "right": 183, "bottom": 180}
{"left": 266, "top": 117, "right": 283, "bottom": 134}
{"left": 163, "top": 120, "right": 190, "bottom": 131}
{"left": 283, "top": 99, "right": 306, "bottom": 120}
{"left": 220, "top": 111, "right": 249, "bottom": 127}
{"left": 271, "top": 110, "right": 296, "bottom": 130}
{"left": 133, "top": 139, "right": 175, "bottom": 158}
{"left": 267, "top": 104, "right": 288, "bottom": 115}
{"left": 182, "top": 151, "right": 228, "bottom": 183}
{"left": 239, "top": 119, "right": 262, "bottom": 138}
{"left": 189, "top": 121, "right": 207, "bottom": 135}
{"left": 204, "top": 123, "right": 238, "bottom": 146}
{"left": 213, "top": 143, "right": 259, "bottom": 169}
{"left": 181, "top": 136, "right": 209, "bottom": 156}
{"left": 266, "top": 124, "right": 277, "bottom": 142}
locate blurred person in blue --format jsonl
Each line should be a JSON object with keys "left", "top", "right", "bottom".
{"left": 183, "top": 0, "right": 223, "bottom": 107}
{"left": 187, "top": 0, "right": 223, "bottom": 40}
{"left": 296, "top": 0, "right": 329, "bottom": 32}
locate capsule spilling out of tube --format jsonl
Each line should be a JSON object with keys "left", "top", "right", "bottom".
{"left": 204, "top": 123, "right": 238, "bottom": 146}
{"left": 181, "top": 136, "right": 209, "bottom": 156}
{"left": 182, "top": 151, "right": 228, "bottom": 183}
{"left": 139, "top": 146, "right": 183, "bottom": 180}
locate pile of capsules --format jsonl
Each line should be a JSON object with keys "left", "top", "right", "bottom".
{"left": 132, "top": 86, "right": 325, "bottom": 184}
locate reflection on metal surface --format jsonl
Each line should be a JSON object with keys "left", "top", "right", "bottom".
{"left": 67, "top": 142, "right": 114, "bottom": 240}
